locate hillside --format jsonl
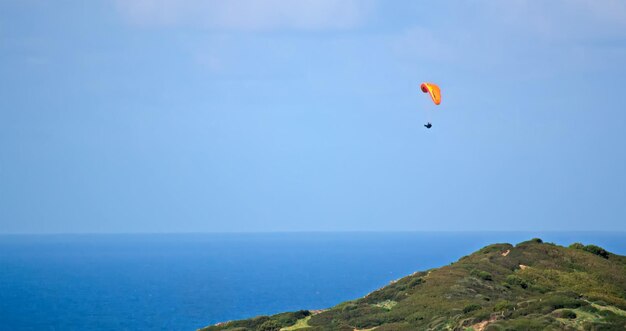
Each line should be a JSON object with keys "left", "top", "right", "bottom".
{"left": 199, "top": 239, "right": 626, "bottom": 330}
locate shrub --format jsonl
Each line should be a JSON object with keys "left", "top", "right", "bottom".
{"left": 374, "top": 323, "right": 417, "bottom": 331}
{"left": 273, "top": 310, "right": 311, "bottom": 327}
{"left": 543, "top": 295, "right": 585, "bottom": 311}
{"left": 341, "top": 303, "right": 358, "bottom": 312}
{"left": 405, "top": 312, "right": 424, "bottom": 323}
{"left": 471, "top": 269, "right": 493, "bottom": 281}
{"left": 480, "top": 272, "right": 493, "bottom": 281}
{"left": 308, "top": 311, "right": 336, "bottom": 326}
{"left": 494, "top": 300, "right": 514, "bottom": 312}
{"left": 569, "top": 242, "right": 585, "bottom": 250}
{"left": 528, "top": 284, "right": 550, "bottom": 293}
{"left": 408, "top": 277, "right": 424, "bottom": 288}
{"left": 259, "top": 320, "right": 281, "bottom": 331}
{"left": 473, "top": 310, "right": 491, "bottom": 321}
{"left": 480, "top": 244, "right": 508, "bottom": 254}
{"left": 583, "top": 245, "right": 609, "bottom": 259}
{"left": 492, "top": 317, "right": 558, "bottom": 330}
{"left": 579, "top": 305, "right": 599, "bottom": 313}
{"left": 505, "top": 275, "right": 528, "bottom": 289}
{"left": 556, "top": 309, "right": 577, "bottom": 319}
{"left": 598, "top": 309, "right": 617, "bottom": 318}
{"left": 463, "top": 304, "right": 482, "bottom": 314}
{"left": 517, "top": 238, "right": 544, "bottom": 246}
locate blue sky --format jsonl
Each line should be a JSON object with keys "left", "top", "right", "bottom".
{"left": 1, "top": 1, "right": 626, "bottom": 233}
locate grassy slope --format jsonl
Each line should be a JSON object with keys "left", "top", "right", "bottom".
{"left": 281, "top": 316, "right": 312, "bottom": 331}
{"left": 199, "top": 239, "right": 626, "bottom": 331}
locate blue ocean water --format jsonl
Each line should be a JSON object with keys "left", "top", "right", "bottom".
{"left": 1, "top": 232, "right": 625, "bottom": 331}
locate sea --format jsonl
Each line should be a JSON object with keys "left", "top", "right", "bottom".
{"left": 1, "top": 232, "right": 625, "bottom": 331}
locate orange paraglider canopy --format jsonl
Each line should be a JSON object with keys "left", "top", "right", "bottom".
{"left": 420, "top": 83, "right": 441, "bottom": 105}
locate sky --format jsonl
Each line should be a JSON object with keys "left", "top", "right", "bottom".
{"left": 1, "top": 1, "right": 626, "bottom": 233}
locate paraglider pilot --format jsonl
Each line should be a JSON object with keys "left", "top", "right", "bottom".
{"left": 424, "top": 122, "right": 432, "bottom": 129}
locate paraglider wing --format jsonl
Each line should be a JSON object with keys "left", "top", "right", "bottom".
{"left": 420, "top": 83, "right": 441, "bottom": 105}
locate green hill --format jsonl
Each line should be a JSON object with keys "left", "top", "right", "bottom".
{"left": 199, "top": 239, "right": 626, "bottom": 331}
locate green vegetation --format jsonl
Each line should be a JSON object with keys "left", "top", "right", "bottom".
{"left": 583, "top": 245, "right": 610, "bottom": 259}
{"left": 504, "top": 274, "right": 528, "bottom": 289}
{"left": 569, "top": 242, "right": 612, "bottom": 259}
{"left": 199, "top": 239, "right": 626, "bottom": 331}
{"left": 259, "top": 320, "right": 280, "bottom": 331}
{"left": 555, "top": 309, "right": 577, "bottom": 319}
{"left": 569, "top": 242, "right": 585, "bottom": 250}
{"left": 373, "top": 300, "right": 397, "bottom": 310}
{"left": 280, "top": 316, "right": 311, "bottom": 331}
{"left": 470, "top": 269, "right": 493, "bottom": 281}
{"left": 463, "top": 303, "right": 481, "bottom": 314}
{"left": 201, "top": 311, "right": 311, "bottom": 331}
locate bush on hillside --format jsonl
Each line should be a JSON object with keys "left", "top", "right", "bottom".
{"left": 471, "top": 269, "right": 493, "bottom": 281}
{"left": 259, "top": 320, "right": 281, "bottom": 331}
{"left": 555, "top": 309, "right": 577, "bottom": 319}
{"left": 583, "top": 245, "right": 609, "bottom": 259}
{"left": 505, "top": 275, "right": 528, "bottom": 289}
{"left": 408, "top": 277, "right": 424, "bottom": 288}
{"left": 542, "top": 295, "right": 586, "bottom": 312}
{"left": 271, "top": 310, "right": 311, "bottom": 327}
{"left": 517, "top": 238, "right": 544, "bottom": 246}
{"left": 569, "top": 242, "right": 585, "bottom": 250}
{"left": 494, "top": 300, "right": 514, "bottom": 312}
{"left": 463, "top": 304, "right": 482, "bottom": 314}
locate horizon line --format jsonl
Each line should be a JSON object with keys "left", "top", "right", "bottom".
{"left": 1, "top": 230, "right": 625, "bottom": 236}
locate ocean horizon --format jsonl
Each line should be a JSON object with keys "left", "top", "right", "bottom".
{"left": 2, "top": 231, "right": 625, "bottom": 331}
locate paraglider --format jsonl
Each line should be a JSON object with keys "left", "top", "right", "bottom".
{"left": 420, "top": 83, "right": 441, "bottom": 105}
{"left": 420, "top": 82, "right": 441, "bottom": 128}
